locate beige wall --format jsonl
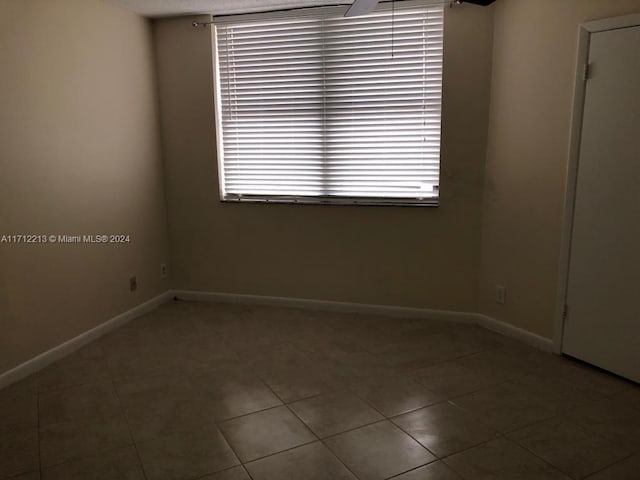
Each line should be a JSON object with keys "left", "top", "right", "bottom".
{"left": 0, "top": 0, "right": 170, "bottom": 373}
{"left": 154, "top": 5, "right": 494, "bottom": 312}
{"left": 478, "top": 0, "right": 640, "bottom": 338}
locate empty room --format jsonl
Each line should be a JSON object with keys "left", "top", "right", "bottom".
{"left": 1, "top": 0, "right": 640, "bottom": 479}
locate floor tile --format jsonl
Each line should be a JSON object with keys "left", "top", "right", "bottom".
{"left": 453, "top": 347, "right": 531, "bottom": 385}
{"left": 100, "top": 322, "right": 164, "bottom": 349}
{"left": 36, "top": 358, "right": 111, "bottom": 394}
{"left": 614, "top": 387, "right": 640, "bottom": 412}
{"left": 245, "top": 442, "right": 356, "bottom": 480}
{"left": 199, "top": 466, "right": 251, "bottom": 480}
{"left": 234, "top": 339, "right": 307, "bottom": 369}
{"left": 0, "top": 427, "right": 39, "bottom": 478}
{"left": 164, "top": 336, "right": 239, "bottom": 371}
{"left": 0, "top": 376, "right": 39, "bottom": 396}
{"left": 125, "top": 396, "right": 218, "bottom": 442}
{"left": 393, "top": 402, "right": 498, "bottom": 457}
{"left": 324, "top": 420, "right": 435, "bottom": 480}
{"left": 393, "top": 461, "right": 463, "bottom": 480}
{"left": 39, "top": 415, "right": 132, "bottom": 467}
{"left": 376, "top": 334, "right": 481, "bottom": 371}
{"left": 449, "top": 324, "right": 513, "bottom": 350}
{"left": 7, "top": 473, "right": 40, "bottom": 480}
{"left": 38, "top": 381, "right": 121, "bottom": 426}
{"left": 137, "top": 428, "right": 239, "bottom": 480}
{"left": 41, "top": 446, "right": 144, "bottom": 480}
{"left": 218, "top": 406, "right": 316, "bottom": 462}
{"left": 0, "top": 387, "right": 38, "bottom": 431}
{"left": 36, "top": 345, "right": 110, "bottom": 393}
{"left": 584, "top": 453, "right": 640, "bottom": 479}
{"left": 150, "top": 316, "right": 222, "bottom": 345}
{"left": 567, "top": 397, "right": 640, "bottom": 452}
{"left": 290, "top": 392, "right": 383, "bottom": 438}
{"left": 191, "top": 367, "right": 282, "bottom": 421}
{"left": 104, "top": 341, "right": 173, "bottom": 380}
{"left": 412, "top": 362, "right": 491, "bottom": 399}
{"left": 116, "top": 372, "right": 213, "bottom": 441}
{"left": 444, "top": 438, "right": 571, "bottom": 480}
{"left": 354, "top": 376, "right": 443, "bottom": 417}
{"left": 508, "top": 418, "right": 627, "bottom": 479}
{"left": 114, "top": 371, "right": 194, "bottom": 403}
{"left": 258, "top": 365, "right": 332, "bottom": 403}
{"left": 534, "top": 357, "right": 631, "bottom": 400}
{"left": 510, "top": 374, "right": 599, "bottom": 413}
{"left": 319, "top": 353, "right": 387, "bottom": 390}
{"left": 451, "top": 380, "right": 557, "bottom": 433}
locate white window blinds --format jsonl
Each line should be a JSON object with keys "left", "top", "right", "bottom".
{"left": 215, "top": 3, "right": 444, "bottom": 206}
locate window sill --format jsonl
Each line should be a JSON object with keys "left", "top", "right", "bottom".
{"left": 220, "top": 196, "right": 440, "bottom": 208}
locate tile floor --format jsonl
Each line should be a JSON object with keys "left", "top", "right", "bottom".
{"left": 1, "top": 300, "right": 639, "bottom": 480}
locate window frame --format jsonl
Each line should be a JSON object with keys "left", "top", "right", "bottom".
{"left": 212, "top": 0, "right": 444, "bottom": 207}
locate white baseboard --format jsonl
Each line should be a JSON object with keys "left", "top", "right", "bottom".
{"left": 474, "top": 313, "right": 553, "bottom": 352}
{"left": 0, "top": 291, "right": 173, "bottom": 390}
{"left": 173, "top": 290, "right": 479, "bottom": 324}
{"left": 1, "top": 289, "right": 554, "bottom": 391}
{"left": 174, "top": 290, "right": 554, "bottom": 352}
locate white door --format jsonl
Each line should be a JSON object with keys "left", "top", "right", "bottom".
{"left": 563, "top": 24, "right": 640, "bottom": 383}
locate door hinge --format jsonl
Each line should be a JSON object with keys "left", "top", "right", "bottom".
{"left": 563, "top": 304, "right": 569, "bottom": 320}
{"left": 583, "top": 63, "right": 591, "bottom": 81}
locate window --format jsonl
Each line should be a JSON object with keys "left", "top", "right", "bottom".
{"left": 214, "top": 2, "right": 444, "bottom": 206}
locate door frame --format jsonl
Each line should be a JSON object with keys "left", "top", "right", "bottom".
{"left": 553, "top": 14, "right": 640, "bottom": 354}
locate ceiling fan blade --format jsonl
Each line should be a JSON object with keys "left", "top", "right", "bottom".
{"left": 461, "top": 0, "right": 496, "bottom": 5}
{"left": 344, "top": 0, "right": 380, "bottom": 17}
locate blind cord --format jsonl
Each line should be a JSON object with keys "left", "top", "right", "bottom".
{"left": 391, "top": 0, "right": 395, "bottom": 58}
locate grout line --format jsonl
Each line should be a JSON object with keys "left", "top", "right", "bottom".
{"left": 191, "top": 464, "right": 251, "bottom": 480}
{"left": 440, "top": 454, "right": 473, "bottom": 479}
{"left": 437, "top": 437, "right": 501, "bottom": 461}
{"left": 308, "top": 408, "right": 441, "bottom": 460}
{"left": 35, "top": 438, "right": 138, "bottom": 471}
{"left": 382, "top": 458, "right": 443, "bottom": 480}
{"left": 217, "top": 342, "right": 361, "bottom": 478}
{"left": 282, "top": 388, "right": 337, "bottom": 405}
{"left": 309, "top": 398, "right": 441, "bottom": 480}
{"left": 110, "top": 378, "right": 150, "bottom": 480}
{"left": 282, "top": 390, "right": 369, "bottom": 480}
{"left": 239, "top": 438, "right": 321, "bottom": 468}
{"left": 580, "top": 451, "right": 637, "bottom": 479}
{"left": 244, "top": 464, "right": 256, "bottom": 480}
{"left": 498, "top": 436, "right": 578, "bottom": 478}
{"left": 507, "top": 414, "right": 639, "bottom": 478}
{"left": 318, "top": 436, "right": 363, "bottom": 480}
{"left": 32, "top": 365, "right": 132, "bottom": 471}
{"left": 214, "top": 403, "right": 286, "bottom": 425}
{"left": 346, "top": 377, "right": 448, "bottom": 433}
{"left": 37, "top": 389, "right": 43, "bottom": 479}
{"left": 202, "top": 368, "right": 318, "bottom": 472}
{"left": 403, "top": 347, "right": 496, "bottom": 374}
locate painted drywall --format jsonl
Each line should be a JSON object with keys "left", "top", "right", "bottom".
{"left": 478, "top": 0, "right": 640, "bottom": 338}
{"left": 154, "top": 5, "right": 494, "bottom": 312}
{"left": 0, "top": 0, "right": 170, "bottom": 373}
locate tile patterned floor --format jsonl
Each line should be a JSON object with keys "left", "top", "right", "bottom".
{"left": 1, "top": 300, "right": 639, "bottom": 480}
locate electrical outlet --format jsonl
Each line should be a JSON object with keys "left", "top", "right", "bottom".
{"left": 496, "top": 285, "right": 506, "bottom": 304}
{"left": 160, "top": 263, "right": 168, "bottom": 278}
{"left": 129, "top": 276, "right": 137, "bottom": 292}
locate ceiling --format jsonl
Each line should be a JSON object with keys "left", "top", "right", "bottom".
{"left": 104, "top": 0, "right": 354, "bottom": 17}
